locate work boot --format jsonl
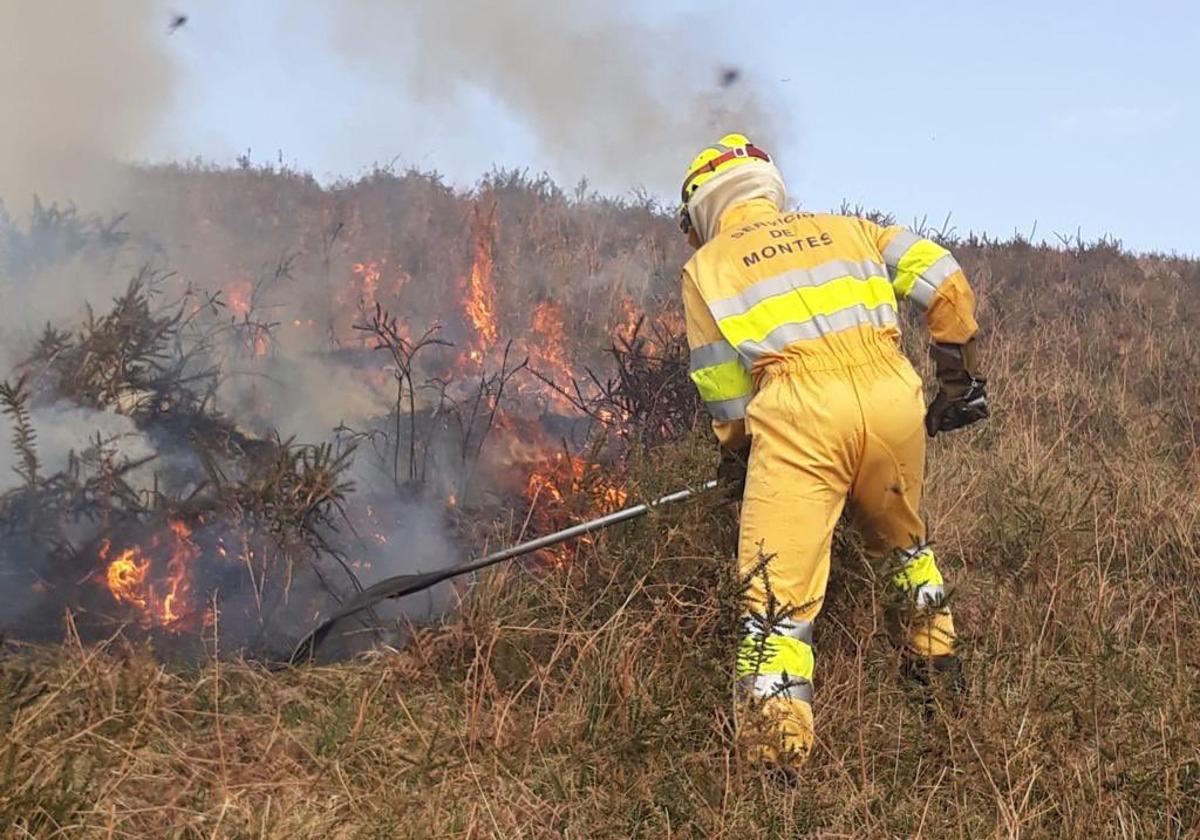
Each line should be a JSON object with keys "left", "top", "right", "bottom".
{"left": 738, "top": 695, "right": 814, "bottom": 783}
{"left": 906, "top": 607, "right": 957, "bottom": 660}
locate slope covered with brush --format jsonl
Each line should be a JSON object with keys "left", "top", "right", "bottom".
{"left": 1, "top": 167, "right": 1198, "bottom": 837}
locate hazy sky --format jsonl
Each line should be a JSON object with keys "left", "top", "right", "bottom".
{"left": 115, "top": 1, "right": 1200, "bottom": 254}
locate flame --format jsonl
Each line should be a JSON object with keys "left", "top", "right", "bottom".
{"left": 524, "top": 453, "right": 628, "bottom": 522}
{"left": 224, "top": 277, "right": 270, "bottom": 357}
{"left": 352, "top": 261, "right": 382, "bottom": 313}
{"left": 519, "top": 451, "right": 628, "bottom": 566}
{"left": 324, "top": 258, "right": 411, "bottom": 345}
{"left": 656, "top": 309, "right": 685, "bottom": 345}
{"left": 227, "top": 277, "right": 253, "bottom": 317}
{"left": 104, "top": 545, "right": 150, "bottom": 612}
{"left": 160, "top": 206, "right": 672, "bottom": 624}
{"left": 618, "top": 295, "right": 641, "bottom": 343}
{"left": 99, "top": 520, "right": 199, "bottom": 632}
{"left": 527, "top": 301, "right": 575, "bottom": 408}
{"left": 463, "top": 224, "right": 498, "bottom": 360}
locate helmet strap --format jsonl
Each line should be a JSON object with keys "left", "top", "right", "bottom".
{"left": 681, "top": 143, "right": 771, "bottom": 203}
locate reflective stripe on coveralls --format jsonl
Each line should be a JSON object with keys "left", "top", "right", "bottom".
{"left": 707, "top": 259, "right": 890, "bottom": 321}
{"left": 689, "top": 339, "right": 755, "bottom": 421}
{"left": 740, "top": 303, "right": 897, "bottom": 360}
{"left": 704, "top": 257, "right": 900, "bottom": 361}
{"left": 881, "top": 231, "right": 964, "bottom": 310}
{"left": 890, "top": 542, "right": 955, "bottom": 658}
{"left": 736, "top": 617, "right": 815, "bottom": 704}
{"left": 892, "top": 543, "right": 947, "bottom": 608}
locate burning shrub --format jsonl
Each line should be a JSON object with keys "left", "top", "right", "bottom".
{"left": 0, "top": 270, "right": 378, "bottom": 655}
{"left": 0, "top": 172, "right": 703, "bottom": 659}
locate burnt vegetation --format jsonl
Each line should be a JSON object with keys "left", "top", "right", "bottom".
{"left": 1, "top": 164, "right": 1199, "bottom": 836}
{"left": 0, "top": 273, "right": 360, "bottom": 652}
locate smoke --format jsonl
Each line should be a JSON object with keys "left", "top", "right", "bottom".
{"left": 0, "top": 0, "right": 177, "bottom": 388}
{"left": 0, "top": 0, "right": 177, "bottom": 382}
{"left": 0, "top": 403, "right": 157, "bottom": 494}
{"left": 0, "top": 1, "right": 739, "bottom": 656}
{"left": 0, "top": 0, "right": 177, "bottom": 209}
{"left": 332, "top": 0, "right": 781, "bottom": 192}
{"left": 305, "top": 494, "right": 461, "bottom": 660}
{"left": 199, "top": 491, "right": 460, "bottom": 661}
{"left": 216, "top": 353, "right": 395, "bottom": 445}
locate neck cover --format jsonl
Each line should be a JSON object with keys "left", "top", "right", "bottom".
{"left": 687, "top": 161, "right": 787, "bottom": 244}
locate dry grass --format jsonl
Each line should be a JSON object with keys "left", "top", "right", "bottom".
{"left": 3, "top": 175, "right": 1200, "bottom": 837}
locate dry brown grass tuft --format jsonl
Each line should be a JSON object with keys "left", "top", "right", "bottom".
{"left": 3, "top": 175, "right": 1200, "bottom": 837}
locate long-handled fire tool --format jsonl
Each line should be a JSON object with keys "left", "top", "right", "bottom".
{"left": 290, "top": 479, "right": 719, "bottom": 664}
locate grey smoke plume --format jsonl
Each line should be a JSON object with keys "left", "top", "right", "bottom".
{"left": 215, "top": 353, "right": 395, "bottom": 446}
{"left": 0, "top": 403, "right": 157, "bottom": 494}
{"left": 0, "top": 0, "right": 177, "bottom": 208}
{"left": 333, "top": 0, "right": 781, "bottom": 192}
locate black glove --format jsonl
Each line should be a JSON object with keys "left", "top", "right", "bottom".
{"left": 717, "top": 443, "right": 751, "bottom": 500}
{"left": 926, "top": 340, "right": 989, "bottom": 437}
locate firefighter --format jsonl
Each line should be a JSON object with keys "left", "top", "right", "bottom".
{"left": 679, "top": 134, "right": 988, "bottom": 768}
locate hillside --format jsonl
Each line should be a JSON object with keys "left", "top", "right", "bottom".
{"left": 1, "top": 166, "right": 1199, "bottom": 838}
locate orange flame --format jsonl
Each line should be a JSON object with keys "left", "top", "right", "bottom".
{"left": 529, "top": 301, "right": 572, "bottom": 378}
{"left": 104, "top": 546, "right": 150, "bottom": 612}
{"left": 618, "top": 295, "right": 641, "bottom": 343}
{"left": 227, "top": 277, "right": 253, "bottom": 317}
{"left": 99, "top": 520, "right": 199, "bottom": 631}
{"left": 463, "top": 224, "right": 498, "bottom": 362}
{"left": 224, "top": 277, "right": 270, "bottom": 357}
{"left": 325, "top": 257, "right": 411, "bottom": 344}
{"left": 352, "top": 261, "right": 382, "bottom": 313}
{"left": 520, "top": 451, "right": 629, "bottom": 566}
{"left": 524, "top": 453, "right": 628, "bottom": 518}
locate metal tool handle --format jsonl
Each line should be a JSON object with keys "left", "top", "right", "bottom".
{"left": 456, "top": 479, "right": 718, "bottom": 577}
{"left": 290, "top": 479, "right": 719, "bottom": 663}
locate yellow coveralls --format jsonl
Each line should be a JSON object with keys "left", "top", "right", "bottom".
{"left": 682, "top": 199, "right": 978, "bottom": 759}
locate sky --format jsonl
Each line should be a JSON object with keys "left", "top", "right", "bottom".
{"left": 42, "top": 1, "right": 1200, "bottom": 254}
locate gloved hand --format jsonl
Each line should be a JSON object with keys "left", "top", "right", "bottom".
{"left": 926, "top": 340, "right": 989, "bottom": 437}
{"left": 717, "top": 443, "right": 751, "bottom": 500}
